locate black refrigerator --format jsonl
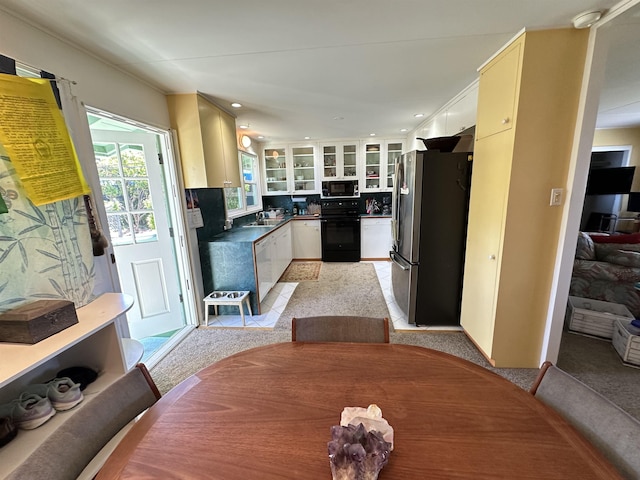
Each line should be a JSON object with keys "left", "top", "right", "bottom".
{"left": 390, "top": 150, "right": 473, "bottom": 326}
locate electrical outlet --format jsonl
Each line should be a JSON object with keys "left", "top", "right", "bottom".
{"left": 550, "top": 188, "right": 563, "bottom": 206}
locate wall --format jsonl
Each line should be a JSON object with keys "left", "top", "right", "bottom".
{"left": 0, "top": 10, "right": 170, "bottom": 129}
{"left": 0, "top": 10, "right": 176, "bottom": 300}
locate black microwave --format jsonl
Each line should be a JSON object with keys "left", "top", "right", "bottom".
{"left": 321, "top": 180, "right": 359, "bottom": 198}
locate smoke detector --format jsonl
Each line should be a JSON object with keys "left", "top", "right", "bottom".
{"left": 572, "top": 10, "right": 603, "bottom": 29}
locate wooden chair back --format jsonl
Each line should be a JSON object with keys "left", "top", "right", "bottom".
{"left": 291, "top": 316, "right": 390, "bottom": 343}
{"left": 531, "top": 361, "right": 640, "bottom": 479}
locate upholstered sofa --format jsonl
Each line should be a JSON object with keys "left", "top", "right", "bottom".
{"left": 570, "top": 232, "right": 640, "bottom": 318}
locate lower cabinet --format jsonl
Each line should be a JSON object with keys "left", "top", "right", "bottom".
{"left": 292, "top": 219, "right": 322, "bottom": 259}
{"left": 255, "top": 223, "right": 293, "bottom": 302}
{"left": 361, "top": 217, "right": 392, "bottom": 259}
{"left": 255, "top": 236, "right": 274, "bottom": 303}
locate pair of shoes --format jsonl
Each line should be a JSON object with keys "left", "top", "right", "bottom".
{"left": 0, "top": 392, "right": 56, "bottom": 430}
{"left": 0, "top": 377, "right": 83, "bottom": 431}
{"left": 56, "top": 366, "right": 98, "bottom": 391}
{"left": 0, "top": 416, "right": 17, "bottom": 447}
{"left": 24, "top": 377, "right": 84, "bottom": 412}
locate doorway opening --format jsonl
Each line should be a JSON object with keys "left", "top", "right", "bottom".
{"left": 86, "top": 108, "right": 195, "bottom": 365}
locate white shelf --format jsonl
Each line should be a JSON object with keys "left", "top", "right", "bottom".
{"left": 0, "top": 292, "right": 134, "bottom": 478}
{"left": 0, "top": 293, "right": 133, "bottom": 390}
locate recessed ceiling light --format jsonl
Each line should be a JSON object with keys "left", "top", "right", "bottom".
{"left": 400, "top": 128, "right": 408, "bottom": 132}
{"left": 231, "top": 102, "right": 242, "bottom": 108}
{"left": 304, "top": 136, "right": 310, "bottom": 140}
{"left": 257, "top": 135, "right": 264, "bottom": 139}
{"left": 414, "top": 113, "right": 424, "bottom": 118}
{"left": 333, "top": 116, "right": 344, "bottom": 121}
{"left": 239, "top": 124, "right": 249, "bottom": 129}
{"left": 369, "top": 133, "right": 376, "bottom": 136}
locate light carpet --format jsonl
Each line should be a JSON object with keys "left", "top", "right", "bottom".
{"left": 274, "top": 262, "right": 391, "bottom": 329}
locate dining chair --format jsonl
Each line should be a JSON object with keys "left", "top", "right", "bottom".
{"left": 530, "top": 361, "right": 640, "bottom": 479}
{"left": 6, "top": 363, "right": 162, "bottom": 480}
{"left": 291, "top": 316, "right": 390, "bottom": 343}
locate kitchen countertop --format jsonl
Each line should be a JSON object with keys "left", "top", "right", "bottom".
{"left": 210, "top": 214, "right": 390, "bottom": 243}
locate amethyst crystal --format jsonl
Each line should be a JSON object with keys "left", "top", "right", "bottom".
{"left": 327, "top": 423, "right": 391, "bottom": 480}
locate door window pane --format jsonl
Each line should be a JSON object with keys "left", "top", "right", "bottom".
{"left": 94, "top": 142, "right": 157, "bottom": 245}
{"left": 94, "top": 143, "right": 120, "bottom": 177}
{"left": 132, "top": 212, "right": 157, "bottom": 243}
{"left": 107, "top": 213, "right": 132, "bottom": 246}
{"left": 100, "top": 179, "right": 125, "bottom": 213}
{"left": 125, "top": 179, "right": 152, "bottom": 211}
{"left": 120, "top": 144, "right": 148, "bottom": 177}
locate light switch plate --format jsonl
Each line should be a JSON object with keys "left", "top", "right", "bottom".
{"left": 550, "top": 188, "right": 563, "bottom": 206}
{"left": 189, "top": 208, "right": 204, "bottom": 228}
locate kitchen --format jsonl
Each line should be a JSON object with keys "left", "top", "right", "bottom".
{"left": 0, "top": 0, "right": 637, "bottom": 372}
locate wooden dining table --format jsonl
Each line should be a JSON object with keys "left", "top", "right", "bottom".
{"left": 97, "top": 342, "right": 622, "bottom": 479}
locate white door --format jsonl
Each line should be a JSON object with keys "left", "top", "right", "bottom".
{"left": 91, "top": 130, "right": 185, "bottom": 339}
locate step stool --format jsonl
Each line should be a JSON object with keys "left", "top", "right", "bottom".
{"left": 203, "top": 291, "right": 253, "bottom": 326}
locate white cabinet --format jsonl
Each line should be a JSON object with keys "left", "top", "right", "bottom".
{"left": 361, "top": 217, "right": 392, "bottom": 259}
{"left": 273, "top": 223, "right": 293, "bottom": 281}
{"left": 292, "top": 219, "right": 321, "bottom": 259}
{"left": 321, "top": 142, "right": 359, "bottom": 179}
{"left": 263, "top": 146, "right": 290, "bottom": 195}
{"left": 385, "top": 141, "right": 403, "bottom": 190}
{"left": 362, "top": 140, "right": 404, "bottom": 192}
{"left": 254, "top": 223, "right": 293, "bottom": 301}
{"left": 0, "top": 293, "right": 133, "bottom": 477}
{"left": 263, "top": 145, "right": 317, "bottom": 195}
{"left": 410, "top": 81, "right": 479, "bottom": 151}
{"left": 445, "top": 87, "right": 478, "bottom": 136}
{"left": 255, "top": 236, "right": 274, "bottom": 302}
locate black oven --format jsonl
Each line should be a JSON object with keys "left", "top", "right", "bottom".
{"left": 321, "top": 200, "right": 361, "bottom": 262}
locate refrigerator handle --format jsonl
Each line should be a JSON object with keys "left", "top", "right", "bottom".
{"left": 390, "top": 251, "right": 410, "bottom": 270}
{"left": 391, "top": 158, "right": 402, "bottom": 243}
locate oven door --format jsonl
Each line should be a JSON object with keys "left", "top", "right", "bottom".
{"left": 321, "top": 217, "right": 361, "bottom": 262}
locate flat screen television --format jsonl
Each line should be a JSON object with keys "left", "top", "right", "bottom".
{"left": 627, "top": 192, "right": 640, "bottom": 212}
{"left": 585, "top": 167, "right": 635, "bottom": 195}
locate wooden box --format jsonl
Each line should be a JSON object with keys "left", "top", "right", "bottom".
{"left": 612, "top": 319, "right": 640, "bottom": 367}
{"left": 566, "top": 296, "right": 634, "bottom": 339}
{"left": 0, "top": 300, "right": 78, "bottom": 344}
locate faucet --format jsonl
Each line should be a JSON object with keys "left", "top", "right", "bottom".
{"left": 257, "top": 212, "right": 265, "bottom": 221}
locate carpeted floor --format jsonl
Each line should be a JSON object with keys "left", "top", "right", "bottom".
{"left": 150, "top": 261, "right": 640, "bottom": 420}
{"left": 274, "top": 262, "right": 391, "bottom": 329}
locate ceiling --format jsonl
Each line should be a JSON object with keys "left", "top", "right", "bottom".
{"left": 0, "top": 0, "right": 637, "bottom": 142}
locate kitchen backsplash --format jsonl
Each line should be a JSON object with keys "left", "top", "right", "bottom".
{"left": 191, "top": 189, "right": 392, "bottom": 242}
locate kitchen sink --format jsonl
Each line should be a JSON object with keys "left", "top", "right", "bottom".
{"left": 243, "top": 219, "right": 280, "bottom": 227}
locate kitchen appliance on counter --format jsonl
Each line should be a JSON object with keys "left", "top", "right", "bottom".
{"left": 321, "top": 199, "right": 361, "bottom": 262}
{"left": 321, "top": 180, "right": 359, "bottom": 198}
{"left": 390, "top": 150, "right": 472, "bottom": 326}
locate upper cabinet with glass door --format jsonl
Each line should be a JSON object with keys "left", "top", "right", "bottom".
{"left": 321, "top": 142, "right": 359, "bottom": 180}
{"left": 363, "top": 142, "right": 382, "bottom": 191}
{"left": 291, "top": 146, "right": 316, "bottom": 193}
{"left": 263, "top": 147, "right": 289, "bottom": 194}
{"left": 263, "top": 145, "right": 317, "bottom": 195}
{"left": 362, "top": 139, "right": 404, "bottom": 192}
{"left": 386, "top": 141, "right": 403, "bottom": 189}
